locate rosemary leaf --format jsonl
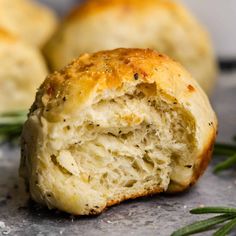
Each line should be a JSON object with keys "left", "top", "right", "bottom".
{"left": 171, "top": 214, "right": 234, "bottom": 236}
{"left": 214, "top": 143, "right": 236, "bottom": 152}
{"left": 214, "top": 143, "right": 236, "bottom": 156}
{"left": 0, "top": 110, "right": 27, "bottom": 143}
{"left": 213, "top": 218, "right": 236, "bottom": 236}
{"left": 0, "top": 110, "right": 27, "bottom": 116}
{"left": 0, "top": 110, "right": 27, "bottom": 118}
{"left": 214, "top": 147, "right": 236, "bottom": 156}
{"left": 214, "top": 154, "right": 236, "bottom": 173}
{"left": 0, "top": 112, "right": 26, "bottom": 123}
{"left": 190, "top": 207, "right": 236, "bottom": 215}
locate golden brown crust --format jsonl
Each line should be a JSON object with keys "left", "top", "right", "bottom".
{"left": 67, "top": 0, "right": 179, "bottom": 21}
{"left": 167, "top": 128, "right": 217, "bottom": 193}
{"left": 191, "top": 133, "right": 216, "bottom": 185}
{"left": 0, "top": 27, "right": 17, "bottom": 42}
{"left": 37, "top": 49, "right": 176, "bottom": 119}
{"left": 106, "top": 186, "right": 163, "bottom": 207}
{"left": 89, "top": 186, "right": 164, "bottom": 215}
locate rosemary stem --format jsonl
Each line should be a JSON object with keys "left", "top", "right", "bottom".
{"left": 171, "top": 214, "right": 235, "bottom": 236}
{"left": 214, "top": 154, "right": 236, "bottom": 173}
{"left": 213, "top": 218, "right": 236, "bottom": 236}
{"left": 190, "top": 207, "right": 236, "bottom": 215}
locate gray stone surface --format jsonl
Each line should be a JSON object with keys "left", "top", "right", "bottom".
{"left": 0, "top": 71, "right": 236, "bottom": 236}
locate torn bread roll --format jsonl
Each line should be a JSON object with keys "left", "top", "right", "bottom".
{"left": 0, "top": 29, "right": 48, "bottom": 112}
{"left": 20, "top": 48, "right": 217, "bottom": 215}
{"left": 0, "top": 0, "right": 58, "bottom": 48}
{"left": 44, "top": 0, "right": 217, "bottom": 94}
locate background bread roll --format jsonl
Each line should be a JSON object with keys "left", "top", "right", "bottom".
{"left": 20, "top": 48, "right": 217, "bottom": 215}
{"left": 44, "top": 0, "right": 217, "bottom": 94}
{"left": 0, "top": 0, "right": 58, "bottom": 48}
{"left": 0, "top": 29, "right": 48, "bottom": 112}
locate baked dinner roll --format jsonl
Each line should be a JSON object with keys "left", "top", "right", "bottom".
{"left": 0, "top": 29, "right": 48, "bottom": 112}
{"left": 44, "top": 0, "right": 217, "bottom": 94}
{"left": 20, "top": 48, "right": 217, "bottom": 215}
{"left": 0, "top": 0, "right": 58, "bottom": 48}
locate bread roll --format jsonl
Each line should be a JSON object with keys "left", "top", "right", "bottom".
{"left": 0, "top": 0, "right": 58, "bottom": 48}
{"left": 20, "top": 48, "right": 217, "bottom": 215}
{"left": 44, "top": 0, "right": 217, "bottom": 94}
{"left": 0, "top": 29, "right": 48, "bottom": 112}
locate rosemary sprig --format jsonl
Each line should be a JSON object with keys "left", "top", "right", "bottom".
{"left": 0, "top": 111, "right": 27, "bottom": 142}
{"left": 214, "top": 154, "right": 236, "bottom": 173}
{"left": 171, "top": 206, "right": 236, "bottom": 236}
{"left": 214, "top": 143, "right": 236, "bottom": 156}
{"left": 213, "top": 218, "right": 236, "bottom": 236}
{"left": 190, "top": 207, "right": 236, "bottom": 215}
{"left": 213, "top": 142, "right": 236, "bottom": 173}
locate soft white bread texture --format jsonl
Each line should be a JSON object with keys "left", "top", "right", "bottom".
{"left": 20, "top": 48, "right": 217, "bottom": 215}
{"left": 0, "top": 29, "right": 48, "bottom": 112}
{"left": 44, "top": 0, "right": 217, "bottom": 94}
{"left": 0, "top": 0, "right": 58, "bottom": 48}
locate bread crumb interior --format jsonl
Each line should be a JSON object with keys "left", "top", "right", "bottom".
{"left": 48, "top": 84, "right": 197, "bottom": 204}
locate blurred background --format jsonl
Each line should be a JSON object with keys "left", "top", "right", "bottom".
{"left": 37, "top": 0, "right": 236, "bottom": 140}
{"left": 40, "top": 0, "right": 236, "bottom": 60}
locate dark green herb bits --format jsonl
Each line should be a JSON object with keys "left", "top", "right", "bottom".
{"left": 134, "top": 73, "right": 139, "bottom": 80}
